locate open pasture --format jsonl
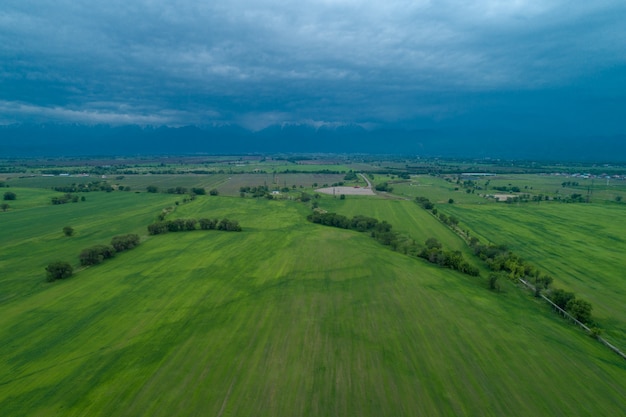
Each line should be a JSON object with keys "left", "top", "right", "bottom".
{"left": 216, "top": 173, "right": 346, "bottom": 196}
{"left": 0, "top": 190, "right": 179, "bottom": 302}
{"left": 1, "top": 183, "right": 625, "bottom": 416}
{"left": 320, "top": 196, "right": 472, "bottom": 255}
{"left": 384, "top": 175, "right": 487, "bottom": 205}
{"left": 441, "top": 201, "right": 626, "bottom": 346}
{"left": 388, "top": 174, "right": 626, "bottom": 348}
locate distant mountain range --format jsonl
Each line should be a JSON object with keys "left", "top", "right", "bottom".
{"left": 1, "top": 123, "right": 625, "bottom": 161}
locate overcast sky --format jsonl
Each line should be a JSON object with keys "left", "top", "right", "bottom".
{"left": 1, "top": 0, "right": 625, "bottom": 137}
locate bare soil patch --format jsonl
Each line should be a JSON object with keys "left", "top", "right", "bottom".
{"left": 316, "top": 186, "right": 375, "bottom": 196}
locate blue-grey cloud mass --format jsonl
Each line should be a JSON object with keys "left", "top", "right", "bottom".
{"left": 1, "top": 0, "right": 625, "bottom": 146}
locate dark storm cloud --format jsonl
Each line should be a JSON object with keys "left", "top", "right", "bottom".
{"left": 1, "top": 0, "right": 625, "bottom": 133}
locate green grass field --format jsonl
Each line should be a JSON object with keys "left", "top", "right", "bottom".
{"left": 441, "top": 202, "right": 626, "bottom": 345}
{"left": 391, "top": 174, "right": 626, "bottom": 349}
{"left": 1, "top": 189, "right": 625, "bottom": 416}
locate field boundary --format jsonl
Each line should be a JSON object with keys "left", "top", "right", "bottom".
{"left": 519, "top": 278, "right": 626, "bottom": 361}
{"left": 413, "top": 197, "right": 626, "bottom": 361}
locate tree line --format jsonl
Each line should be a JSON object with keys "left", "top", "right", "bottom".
{"left": 415, "top": 194, "right": 594, "bottom": 324}
{"left": 307, "top": 211, "right": 479, "bottom": 277}
{"left": 51, "top": 193, "right": 86, "bottom": 205}
{"left": 418, "top": 237, "right": 480, "bottom": 276}
{"left": 46, "top": 233, "right": 141, "bottom": 281}
{"left": 470, "top": 239, "right": 593, "bottom": 323}
{"left": 146, "top": 185, "right": 218, "bottom": 196}
{"left": 147, "top": 217, "right": 242, "bottom": 235}
{"left": 52, "top": 180, "right": 115, "bottom": 193}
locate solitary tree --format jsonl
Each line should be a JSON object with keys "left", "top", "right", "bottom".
{"left": 3, "top": 191, "right": 16, "bottom": 201}
{"left": 1, "top": 203, "right": 9, "bottom": 212}
{"left": 209, "top": 188, "right": 219, "bottom": 196}
{"left": 46, "top": 261, "right": 73, "bottom": 281}
{"left": 63, "top": 226, "right": 74, "bottom": 236}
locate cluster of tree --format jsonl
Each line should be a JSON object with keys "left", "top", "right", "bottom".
{"left": 307, "top": 211, "right": 400, "bottom": 245}
{"left": 343, "top": 172, "right": 358, "bottom": 181}
{"left": 147, "top": 217, "right": 241, "bottom": 235}
{"left": 79, "top": 244, "right": 116, "bottom": 266}
{"left": 472, "top": 240, "right": 536, "bottom": 279}
{"left": 561, "top": 181, "right": 580, "bottom": 187}
{"left": 46, "top": 261, "right": 73, "bottom": 282}
{"left": 239, "top": 185, "right": 272, "bottom": 198}
{"left": 374, "top": 182, "right": 393, "bottom": 192}
{"left": 564, "top": 193, "right": 587, "bottom": 203}
{"left": 492, "top": 185, "right": 522, "bottom": 192}
{"left": 308, "top": 212, "right": 384, "bottom": 231}
{"left": 3, "top": 191, "right": 16, "bottom": 200}
{"left": 548, "top": 289, "right": 593, "bottom": 324}
{"left": 51, "top": 193, "right": 86, "bottom": 205}
{"left": 418, "top": 238, "right": 480, "bottom": 276}
{"left": 79, "top": 234, "right": 141, "bottom": 266}
{"left": 415, "top": 196, "right": 434, "bottom": 210}
{"left": 166, "top": 186, "right": 189, "bottom": 195}
{"left": 436, "top": 212, "right": 459, "bottom": 227}
{"left": 300, "top": 192, "right": 313, "bottom": 202}
{"left": 52, "top": 181, "right": 113, "bottom": 193}
{"left": 110, "top": 234, "right": 140, "bottom": 252}
{"left": 470, "top": 238, "right": 594, "bottom": 323}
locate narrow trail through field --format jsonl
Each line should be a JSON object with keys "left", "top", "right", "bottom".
{"left": 358, "top": 173, "right": 373, "bottom": 189}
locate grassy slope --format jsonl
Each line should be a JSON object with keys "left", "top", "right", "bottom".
{"left": 0, "top": 189, "right": 179, "bottom": 302}
{"left": 392, "top": 174, "right": 626, "bottom": 347}
{"left": 321, "top": 196, "right": 471, "bottom": 253}
{"left": 0, "top": 194, "right": 625, "bottom": 416}
{"left": 443, "top": 202, "right": 626, "bottom": 344}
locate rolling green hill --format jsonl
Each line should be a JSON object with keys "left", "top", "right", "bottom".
{"left": 0, "top": 192, "right": 625, "bottom": 416}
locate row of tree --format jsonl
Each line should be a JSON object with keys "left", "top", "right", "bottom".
{"left": 51, "top": 193, "right": 86, "bottom": 205}
{"left": 80, "top": 234, "right": 140, "bottom": 266}
{"left": 415, "top": 197, "right": 459, "bottom": 226}
{"left": 146, "top": 185, "right": 218, "bottom": 196}
{"left": 414, "top": 194, "right": 594, "bottom": 324}
{"left": 307, "top": 211, "right": 480, "bottom": 277}
{"left": 470, "top": 238, "right": 593, "bottom": 323}
{"left": 147, "top": 217, "right": 242, "bottom": 235}
{"left": 52, "top": 181, "right": 114, "bottom": 193}
{"left": 418, "top": 238, "right": 480, "bottom": 276}
{"left": 374, "top": 182, "right": 393, "bottom": 192}
{"left": 46, "top": 233, "right": 141, "bottom": 281}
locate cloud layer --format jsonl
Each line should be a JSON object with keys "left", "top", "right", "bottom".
{"left": 1, "top": 0, "right": 625, "bottom": 136}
